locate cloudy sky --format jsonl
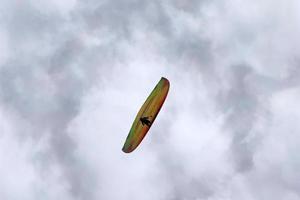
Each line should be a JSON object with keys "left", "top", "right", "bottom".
{"left": 0, "top": 0, "right": 300, "bottom": 199}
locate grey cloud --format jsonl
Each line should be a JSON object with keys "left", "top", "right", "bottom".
{"left": 217, "top": 65, "right": 260, "bottom": 172}
{"left": 0, "top": 1, "right": 109, "bottom": 199}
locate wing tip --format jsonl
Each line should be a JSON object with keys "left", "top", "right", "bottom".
{"left": 122, "top": 146, "right": 133, "bottom": 153}
{"left": 161, "top": 77, "right": 170, "bottom": 86}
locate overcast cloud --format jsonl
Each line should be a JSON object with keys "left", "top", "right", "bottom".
{"left": 0, "top": 0, "right": 300, "bottom": 199}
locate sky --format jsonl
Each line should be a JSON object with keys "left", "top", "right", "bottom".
{"left": 0, "top": 0, "right": 300, "bottom": 200}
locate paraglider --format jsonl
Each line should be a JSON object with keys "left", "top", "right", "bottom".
{"left": 122, "top": 77, "right": 170, "bottom": 153}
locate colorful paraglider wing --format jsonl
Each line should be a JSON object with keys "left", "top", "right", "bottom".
{"left": 122, "top": 77, "right": 170, "bottom": 153}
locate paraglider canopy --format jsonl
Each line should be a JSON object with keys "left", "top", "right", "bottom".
{"left": 122, "top": 77, "right": 170, "bottom": 153}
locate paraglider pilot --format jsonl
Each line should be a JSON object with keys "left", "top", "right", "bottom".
{"left": 140, "top": 116, "right": 152, "bottom": 127}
